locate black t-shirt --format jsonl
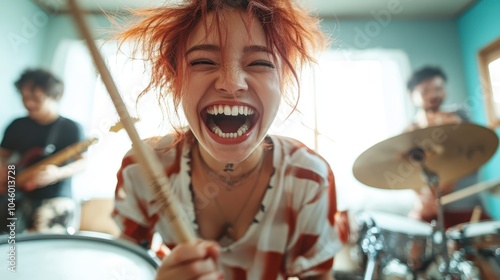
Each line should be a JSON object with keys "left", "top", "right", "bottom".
{"left": 1, "top": 116, "right": 83, "bottom": 199}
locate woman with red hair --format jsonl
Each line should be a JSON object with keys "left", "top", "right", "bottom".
{"left": 113, "top": 0, "right": 345, "bottom": 279}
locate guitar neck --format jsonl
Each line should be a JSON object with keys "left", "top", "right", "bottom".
{"left": 16, "top": 137, "right": 98, "bottom": 186}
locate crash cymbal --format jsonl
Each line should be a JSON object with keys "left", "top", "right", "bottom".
{"left": 352, "top": 123, "right": 499, "bottom": 190}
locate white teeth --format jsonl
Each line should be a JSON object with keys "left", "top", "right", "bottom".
{"left": 224, "top": 105, "right": 231, "bottom": 115}
{"left": 206, "top": 105, "right": 255, "bottom": 116}
{"left": 231, "top": 106, "right": 238, "bottom": 116}
{"left": 208, "top": 119, "right": 251, "bottom": 139}
{"left": 205, "top": 104, "right": 255, "bottom": 138}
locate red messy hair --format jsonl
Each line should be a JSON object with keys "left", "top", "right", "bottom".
{"left": 119, "top": 0, "right": 327, "bottom": 138}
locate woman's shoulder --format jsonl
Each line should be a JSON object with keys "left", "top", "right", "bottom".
{"left": 272, "top": 135, "right": 324, "bottom": 160}
{"left": 271, "top": 135, "right": 331, "bottom": 180}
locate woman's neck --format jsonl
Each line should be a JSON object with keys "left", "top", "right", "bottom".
{"left": 197, "top": 144, "right": 264, "bottom": 177}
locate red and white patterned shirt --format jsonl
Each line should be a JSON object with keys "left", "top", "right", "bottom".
{"left": 113, "top": 134, "right": 345, "bottom": 279}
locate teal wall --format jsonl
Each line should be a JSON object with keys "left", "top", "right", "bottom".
{"left": 0, "top": 0, "right": 115, "bottom": 136}
{"left": 458, "top": 0, "right": 500, "bottom": 219}
{"left": 321, "top": 19, "right": 468, "bottom": 107}
{"left": 0, "top": 0, "right": 49, "bottom": 134}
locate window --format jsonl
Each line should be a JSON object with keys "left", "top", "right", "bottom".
{"left": 55, "top": 40, "right": 172, "bottom": 199}
{"left": 270, "top": 49, "right": 417, "bottom": 214}
{"left": 479, "top": 38, "right": 500, "bottom": 128}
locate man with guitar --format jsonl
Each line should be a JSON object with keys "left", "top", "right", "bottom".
{"left": 0, "top": 69, "right": 86, "bottom": 234}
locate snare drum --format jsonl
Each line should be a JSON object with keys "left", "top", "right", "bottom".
{"left": 0, "top": 232, "right": 160, "bottom": 280}
{"left": 355, "top": 211, "right": 434, "bottom": 271}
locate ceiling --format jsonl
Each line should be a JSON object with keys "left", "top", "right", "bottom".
{"left": 34, "top": 0, "right": 476, "bottom": 19}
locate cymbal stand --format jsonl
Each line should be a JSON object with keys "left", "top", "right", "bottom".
{"left": 410, "top": 148, "right": 450, "bottom": 277}
{"left": 421, "top": 165, "right": 450, "bottom": 276}
{"left": 361, "top": 221, "right": 383, "bottom": 280}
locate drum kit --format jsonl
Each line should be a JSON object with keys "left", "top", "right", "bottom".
{"left": 341, "top": 123, "right": 500, "bottom": 280}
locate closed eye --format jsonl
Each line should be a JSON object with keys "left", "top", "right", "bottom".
{"left": 190, "top": 59, "right": 216, "bottom": 66}
{"left": 249, "top": 60, "right": 275, "bottom": 68}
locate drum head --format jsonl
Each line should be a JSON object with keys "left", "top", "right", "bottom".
{"left": 447, "top": 220, "right": 500, "bottom": 242}
{"left": 0, "top": 232, "right": 159, "bottom": 280}
{"left": 360, "top": 211, "right": 432, "bottom": 236}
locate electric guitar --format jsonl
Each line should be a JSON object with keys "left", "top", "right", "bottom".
{"left": 2, "top": 137, "right": 98, "bottom": 192}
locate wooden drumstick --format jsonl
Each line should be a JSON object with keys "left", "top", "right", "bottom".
{"left": 67, "top": 0, "right": 196, "bottom": 243}
{"left": 440, "top": 179, "right": 500, "bottom": 205}
{"left": 470, "top": 205, "right": 482, "bottom": 223}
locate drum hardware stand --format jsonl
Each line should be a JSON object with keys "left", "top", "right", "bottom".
{"left": 452, "top": 228, "right": 499, "bottom": 279}
{"left": 361, "top": 223, "right": 384, "bottom": 280}
{"left": 409, "top": 148, "right": 450, "bottom": 278}
{"left": 447, "top": 250, "right": 482, "bottom": 280}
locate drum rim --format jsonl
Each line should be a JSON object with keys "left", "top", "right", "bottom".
{"left": 356, "top": 211, "right": 433, "bottom": 235}
{"left": 446, "top": 220, "right": 500, "bottom": 239}
{"left": 0, "top": 231, "right": 160, "bottom": 268}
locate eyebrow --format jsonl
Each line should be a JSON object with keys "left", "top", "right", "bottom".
{"left": 185, "top": 44, "right": 272, "bottom": 56}
{"left": 243, "top": 45, "right": 272, "bottom": 54}
{"left": 186, "top": 44, "right": 220, "bottom": 56}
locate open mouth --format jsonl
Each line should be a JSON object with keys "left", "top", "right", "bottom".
{"left": 203, "top": 104, "right": 257, "bottom": 139}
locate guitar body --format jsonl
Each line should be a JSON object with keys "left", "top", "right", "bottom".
{"left": 1, "top": 138, "right": 97, "bottom": 193}
{"left": 19, "top": 137, "right": 97, "bottom": 188}
{"left": 16, "top": 147, "right": 44, "bottom": 170}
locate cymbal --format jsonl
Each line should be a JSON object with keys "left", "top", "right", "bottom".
{"left": 352, "top": 123, "right": 499, "bottom": 190}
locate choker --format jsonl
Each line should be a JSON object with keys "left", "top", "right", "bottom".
{"left": 196, "top": 145, "right": 264, "bottom": 189}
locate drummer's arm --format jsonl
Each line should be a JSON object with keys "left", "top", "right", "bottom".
{"left": 440, "top": 181, "right": 456, "bottom": 195}
{"left": 416, "top": 180, "right": 455, "bottom": 197}
{"left": 409, "top": 180, "right": 457, "bottom": 220}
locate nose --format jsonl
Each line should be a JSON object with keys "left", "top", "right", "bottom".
{"left": 215, "top": 65, "right": 248, "bottom": 95}
{"left": 425, "top": 91, "right": 442, "bottom": 103}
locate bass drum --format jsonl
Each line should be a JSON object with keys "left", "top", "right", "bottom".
{"left": 0, "top": 232, "right": 160, "bottom": 280}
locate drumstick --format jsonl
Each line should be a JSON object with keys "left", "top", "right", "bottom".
{"left": 67, "top": 0, "right": 196, "bottom": 243}
{"left": 441, "top": 179, "right": 500, "bottom": 205}
{"left": 469, "top": 206, "right": 482, "bottom": 223}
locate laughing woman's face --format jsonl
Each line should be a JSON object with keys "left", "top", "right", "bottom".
{"left": 182, "top": 9, "right": 281, "bottom": 163}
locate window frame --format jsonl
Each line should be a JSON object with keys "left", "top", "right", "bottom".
{"left": 478, "top": 37, "right": 500, "bottom": 128}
